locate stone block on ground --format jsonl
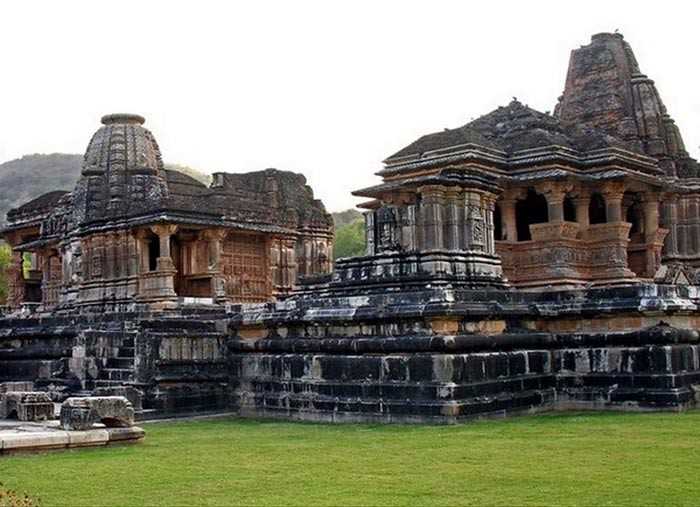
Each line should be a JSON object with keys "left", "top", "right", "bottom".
{"left": 93, "top": 386, "right": 144, "bottom": 411}
{"left": 60, "top": 396, "right": 134, "bottom": 431}
{"left": 0, "top": 392, "right": 54, "bottom": 421}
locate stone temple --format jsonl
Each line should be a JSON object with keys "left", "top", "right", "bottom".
{"left": 2, "top": 113, "right": 333, "bottom": 311}
{"left": 2, "top": 33, "right": 700, "bottom": 422}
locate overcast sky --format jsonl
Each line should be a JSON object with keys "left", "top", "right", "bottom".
{"left": 2, "top": 1, "right": 698, "bottom": 212}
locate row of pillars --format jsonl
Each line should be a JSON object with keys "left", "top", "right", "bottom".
{"left": 136, "top": 224, "right": 228, "bottom": 301}
{"left": 499, "top": 183, "right": 660, "bottom": 243}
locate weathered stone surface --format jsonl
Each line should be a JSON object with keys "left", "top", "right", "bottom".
{"left": 0, "top": 382, "right": 34, "bottom": 393}
{"left": 0, "top": 420, "right": 145, "bottom": 453}
{"left": 2, "top": 32, "right": 700, "bottom": 425}
{"left": 60, "top": 396, "right": 134, "bottom": 431}
{"left": 93, "top": 386, "right": 144, "bottom": 412}
{"left": 0, "top": 392, "right": 54, "bottom": 421}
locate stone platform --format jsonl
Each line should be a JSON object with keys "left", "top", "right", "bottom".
{"left": 228, "top": 283, "right": 700, "bottom": 423}
{"left": 0, "top": 419, "right": 145, "bottom": 454}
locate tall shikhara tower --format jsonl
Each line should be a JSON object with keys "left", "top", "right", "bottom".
{"left": 556, "top": 32, "right": 700, "bottom": 268}
{"left": 555, "top": 32, "right": 698, "bottom": 178}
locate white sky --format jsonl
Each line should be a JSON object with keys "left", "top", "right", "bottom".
{"left": 1, "top": 0, "right": 699, "bottom": 212}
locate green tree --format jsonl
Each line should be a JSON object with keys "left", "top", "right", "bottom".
{"left": 334, "top": 219, "right": 365, "bottom": 260}
{"left": 0, "top": 243, "right": 10, "bottom": 304}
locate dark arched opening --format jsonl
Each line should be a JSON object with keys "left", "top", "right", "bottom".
{"left": 100, "top": 417, "right": 130, "bottom": 428}
{"left": 624, "top": 192, "right": 643, "bottom": 235}
{"left": 148, "top": 236, "right": 160, "bottom": 272}
{"left": 515, "top": 189, "right": 548, "bottom": 241}
{"left": 494, "top": 204, "right": 503, "bottom": 240}
{"left": 563, "top": 196, "right": 576, "bottom": 222}
{"left": 589, "top": 193, "right": 607, "bottom": 224}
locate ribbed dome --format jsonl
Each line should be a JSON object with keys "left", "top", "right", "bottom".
{"left": 74, "top": 113, "right": 169, "bottom": 225}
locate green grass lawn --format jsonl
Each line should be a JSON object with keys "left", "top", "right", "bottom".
{"left": 2, "top": 411, "right": 699, "bottom": 506}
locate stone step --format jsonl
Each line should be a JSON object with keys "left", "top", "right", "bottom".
{"left": 98, "top": 368, "right": 133, "bottom": 382}
{"left": 107, "top": 357, "right": 134, "bottom": 369}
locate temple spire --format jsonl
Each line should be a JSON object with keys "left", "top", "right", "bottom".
{"left": 555, "top": 32, "right": 696, "bottom": 177}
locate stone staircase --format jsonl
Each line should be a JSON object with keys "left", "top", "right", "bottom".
{"left": 94, "top": 335, "right": 136, "bottom": 389}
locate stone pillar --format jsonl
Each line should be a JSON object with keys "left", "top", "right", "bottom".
{"left": 201, "top": 229, "right": 228, "bottom": 302}
{"left": 400, "top": 206, "right": 417, "bottom": 252}
{"left": 500, "top": 199, "right": 518, "bottom": 242}
{"left": 151, "top": 224, "right": 178, "bottom": 272}
{"left": 692, "top": 196, "right": 700, "bottom": 255}
{"left": 482, "top": 194, "right": 497, "bottom": 254}
{"left": 420, "top": 185, "right": 446, "bottom": 250}
{"left": 140, "top": 224, "right": 178, "bottom": 305}
{"left": 641, "top": 192, "right": 666, "bottom": 277}
{"left": 546, "top": 191, "right": 565, "bottom": 222}
{"left": 573, "top": 193, "right": 591, "bottom": 230}
{"left": 364, "top": 211, "right": 375, "bottom": 256}
{"left": 602, "top": 182, "right": 625, "bottom": 223}
{"left": 282, "top": 238, "right": 298, "bottom": 291}
{"left": 642, "top": 193, "right": 660, "bottom": 242}
{"left": 6, "top": 250, "right": 25, "bottom": 309}
{"left": 133, "top": 229, "right": 150, "bottom": 273}
{"left": 661, "top": 195, "right": 679, "bottom": 257}
{"left": 444, "top": 188, "right": 461, "bottom": 250}
{"left": 537, "top": 181, "right": 571, "bottom": 223}
{"left": 464, "top": 191, "right": 486, "bottom": 251}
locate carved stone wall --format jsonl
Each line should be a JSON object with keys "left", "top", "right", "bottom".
{"left": 221, "top": 233, "right": 271, "bottom": 303}
{"left": 364, "top": 187, "right": 496, "bottom": 256}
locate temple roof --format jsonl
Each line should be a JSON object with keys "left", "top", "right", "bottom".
{"left": 73, "top": 113, "right": 169, "bottom": 225}
{"left": 386, "top": 100, "right": 633, "bottom": 164}
{"left": 4, "top": 190, "right": 70, "bottom": 229}
{"left": 555, "top": 32, "right": 699, "bottom": 177}
{"left": 163, "top": 168, "right": 332, "bottom": 230}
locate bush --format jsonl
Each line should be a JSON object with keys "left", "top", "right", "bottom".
{"left": 0, "top": 483, "right": 40, "bottom": 507}
{"left": 0, "top": 243, "right": 10, "bottom": 304}
{"left": 334, "top": 219, "right": 365, "bottom": 260}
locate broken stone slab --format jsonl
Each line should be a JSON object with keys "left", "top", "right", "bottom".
{"left": 60, "top": 396, "right": 134, "bottom": 431}
{"left": 93, "top": 386, "right": 144, "bottom": 411}
{"left": 0, "top": 424, "right": 145, "bottom": 453}
{"left": 0, "top": 392, "right": 54, "bottom": 421}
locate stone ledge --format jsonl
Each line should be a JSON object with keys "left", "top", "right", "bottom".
{"left": 0, "top": 423, "right": 144, "bottom": 454}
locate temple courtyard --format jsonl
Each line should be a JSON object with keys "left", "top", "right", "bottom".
{"left": 2, "top": 412, "right": 699, "bottom": 506}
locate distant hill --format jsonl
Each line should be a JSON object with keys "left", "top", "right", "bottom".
{"left": 0, "top": 154, "right": 212, "bottom": 225}
{"left": 331, "top": 209, "right": 363, "bottom": 229}
{"left": 0, "top": 154, "right": 83, "bottom": 226}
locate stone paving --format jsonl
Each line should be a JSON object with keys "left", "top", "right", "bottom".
{"left": 0, "top": 418, "right": 144, "bottom": 454}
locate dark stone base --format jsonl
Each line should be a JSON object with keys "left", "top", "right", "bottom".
{"left": 230, "top": 328, "right": 700, "bottom": 423}
{"left": 2, "top": 284, "right": 700, "bottom": 423}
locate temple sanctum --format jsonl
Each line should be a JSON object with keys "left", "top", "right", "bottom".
{"left": 353, "top": 32, "right": 699, "bottom": 290}
{"left": 1, "top": 114, "right": 333, "bottom": 311}
{"left": 3, "top": 33, "right": 700, "bottom": 423}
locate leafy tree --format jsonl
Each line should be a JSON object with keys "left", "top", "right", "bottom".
{"left": 334, "top": 219, "right": 365, "bottom": 260}
{"left": 0, "top": 243, "right": 10, "bottom": 304}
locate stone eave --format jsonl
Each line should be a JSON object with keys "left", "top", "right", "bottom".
{"left": 377, "top": 144, "right": 661, "bottom": 179}
{"left": 0, "top": 219, "right": 44, "bottom": 236}
{"left": 382, "top": 142, "right": 507, "bottom": 167}
{"left": 379, "top": 146, "right": 508, "bottom": 177}
{"left": 74, "top": 210, "right": 298, "bottom": 237}
{"left": 12, "top": 236, "right": 61, "bottom": 252}
{"left": 353, "top": 170, "right": 501, "bottom": 199}
{"left": 502, "top": 164, "right": 669, "bottom": 189}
